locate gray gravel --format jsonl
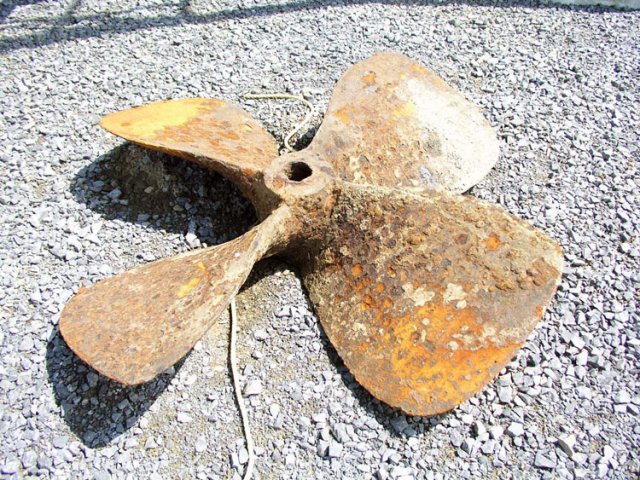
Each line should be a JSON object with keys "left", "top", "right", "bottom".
{"left": 1, "top": 1, "right": 639, "bottom": 479}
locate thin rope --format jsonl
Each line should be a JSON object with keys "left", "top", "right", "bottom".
{"left": 242, "top": 92, "right": 315, "bottom": 152}
{"left": 229, "top": 297, "right": 255, "bottom": 480}
{"left": 230, "top": 91, "right": 315, "bottom": 479}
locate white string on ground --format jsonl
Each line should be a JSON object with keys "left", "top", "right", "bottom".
{"left": 229, "top": 297, "right": 255, "bottom": 480}
{"left": 230, "top": 91, "right": 315, "bottom": 479}
{"left": 242, "top": 92, "right": 315, "bottom": 152}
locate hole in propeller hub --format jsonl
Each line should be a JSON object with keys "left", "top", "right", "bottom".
{"left": 263, "top": 154, "right": 334, "bottom": 201}
{"left": 285, "top": 161, "right": 312, "bottom": 182}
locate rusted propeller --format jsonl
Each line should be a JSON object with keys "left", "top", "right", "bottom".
{"left": 60, "top": 51, "right": 563, "bottom": 416}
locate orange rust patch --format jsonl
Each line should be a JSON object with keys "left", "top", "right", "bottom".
{"left": 354, "top": 278, "right": 372, "bottom": 291}
{"left": 178, "top": 277, "right": 202, "bottom": 298}
{"left": 392, "top": 101, "right": 416, "bottom": 119}
{"left": 334, "top": 107, "right": 351, "bottom": 125}
{"left": 377, "top": 300, "right": 517, "bottom": 410}
{"left": 362, "top": 72, "right": 376, "bottom": 86}
{"left": 485, "top": 233, "right": 501, "bottom": 250}
{"left": 219, "top": 131, "right": 240, "bottom": 140}
{"left": 351, "top": 264, "right": 363, "bottom": 277}
{"left": 100, "top": 98, "right": 215, "bottom": 139}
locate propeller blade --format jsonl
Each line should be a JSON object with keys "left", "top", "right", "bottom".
{"left": 309, "top": 52, "right": 499, "bottom": 193}
{"left": 299, "top": 183, "right": 563, "bottom": 415}
{"left": 59, "top": 206, "right": 291, "bottom": 385}
{"left": 100, "top": 98, "right": 279, "bottom": 205}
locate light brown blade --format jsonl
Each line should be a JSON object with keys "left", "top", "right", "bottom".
{"left": 309, "top": 52, "right": 499, "bottom": 193}
{"left": 60, "top": 206, "right": 291, "bottom": 385}
{"left": 300, "top": 183, "right": 563, "bottom": 415}
{"left": 100, "top": 98, "right": 279, "bottom": 204}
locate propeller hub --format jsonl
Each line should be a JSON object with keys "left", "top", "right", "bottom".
{"left": 263, "top": 152, "right": 336, "bottom": 205}
{"left": 261, "top": 152, "right": 339, "bottom": 257}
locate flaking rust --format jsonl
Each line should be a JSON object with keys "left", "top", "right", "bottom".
{"left": 299, "top": 185, "right": 562, "bottom": 415}
{"left": 60, "top": 51, "right": 563, "bottom": 416}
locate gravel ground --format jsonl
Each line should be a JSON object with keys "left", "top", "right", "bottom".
{"left": 1, "top": 1, "right": 639, "bottom": 479}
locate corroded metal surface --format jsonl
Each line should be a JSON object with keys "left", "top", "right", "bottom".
{"left": 309, "top": 51, "right": 500, "bottom": 194}
{"left": 100, "top": 98, "right": 280, "bottom": 212}
{"left": 60, "top": 206, "right": 291, "bottom": 385}
{"left": 60, "top": 51, "right": 563, "bottom": 415}
{"left": 298, "top": 183, "right": 563, "bottom": 415}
